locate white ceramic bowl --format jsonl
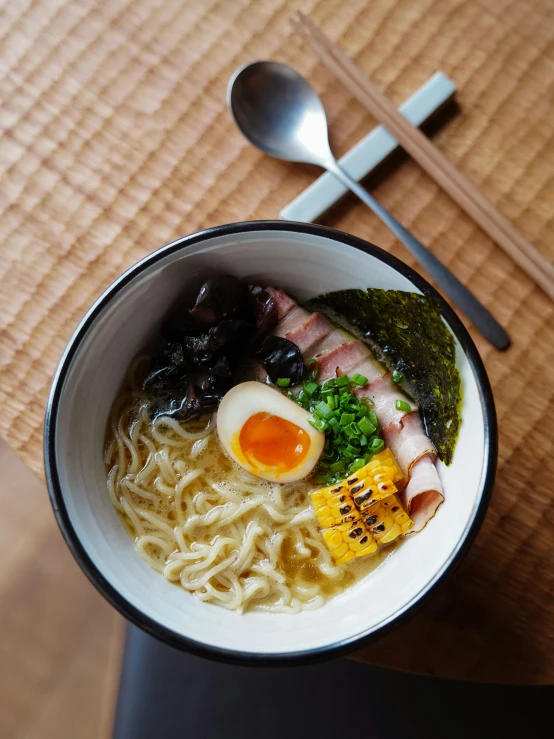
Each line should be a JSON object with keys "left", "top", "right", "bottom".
{"left": 44, "top": 221, "right": 497, "bottom": 664}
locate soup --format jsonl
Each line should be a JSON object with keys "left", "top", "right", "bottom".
{"left": 106, "top": 390, "right": 386, "bottom": 614}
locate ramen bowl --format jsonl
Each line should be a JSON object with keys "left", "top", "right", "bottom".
{"left": 44, "top": 221, "right": 497, "bottom": 665}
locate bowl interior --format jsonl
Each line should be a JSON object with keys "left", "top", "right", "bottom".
{"left": 50, "top": 226, "right": 489, "bottom": 658}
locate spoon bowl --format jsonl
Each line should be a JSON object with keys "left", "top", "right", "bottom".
{"left": 228, "top": 61, "right": 333, "bottom": 166}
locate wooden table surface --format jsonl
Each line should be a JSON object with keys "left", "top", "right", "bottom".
{"left": 1, "top": 0, "right": 553, "bottom": 684}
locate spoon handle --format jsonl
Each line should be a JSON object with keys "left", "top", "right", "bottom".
{"left": 327, "top": 160, "right": 510, "bottom": 350}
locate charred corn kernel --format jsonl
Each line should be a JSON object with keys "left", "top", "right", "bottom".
{"left": 379, "top": 522, "right": 402, "bottom": 544}
{"left": 386, "top": 495, "right": 414, "bottom": 534}
{"left": 371, "top": 515, "right": 393, "bottom": 538}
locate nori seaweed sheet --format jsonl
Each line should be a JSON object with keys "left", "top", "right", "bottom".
{"left": 306, "top": 289, "right": 461, "bottom": 465}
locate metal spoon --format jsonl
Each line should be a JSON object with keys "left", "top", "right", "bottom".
{"left": 227, "top": 61, "right": 510, "bottom": 350}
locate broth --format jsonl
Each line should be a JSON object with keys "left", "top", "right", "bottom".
{"left": 105, "top": 395, "right": 389, "bottom": 613}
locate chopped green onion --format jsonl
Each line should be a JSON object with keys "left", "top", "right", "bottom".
{"left": 360, "top": 396, "right": 375, "bottom": 408}
{"left": 290, "top": 366, "right": 386, "bottom": 483}
{"left": 351, "top": 372, "right": 368, "bottom": 387}
{"left": 315, "top": 401, "right": 333, "bottom": 419}
{"left": 395, "top": 399, "right": 411, "bottom": 413}
{"left": 307, "top": 359, "right": 319, "bottom": 379}
{"left": 350, "top": 458, "right": 365, "bottom": 473}
{"left": 307, "top": 413, "right": 327, "bottom": 432}
{"left": 392, "top": 369, "right": 404, "bottom": 384}
{"left": 358, "top": 416, "right": 376, "bottom": 437}
{"left": 328, "top": 417, "right": 340, "bottom": 433}
{"left": 277, "top": 377, "right": 291, "bottom": 387}
{"left": 371, "top": 438, "right": 385, "bottom": 452}
{"left": 344, "top": 425, "right": 359, "bottom": 441}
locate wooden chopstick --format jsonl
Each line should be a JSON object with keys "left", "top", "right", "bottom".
{"left": 291, "top": 12, "right": 554, "bottom": 301}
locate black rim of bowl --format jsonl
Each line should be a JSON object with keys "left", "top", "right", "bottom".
{"left": 44, "top": 220, "right": 497, "bottom": 667}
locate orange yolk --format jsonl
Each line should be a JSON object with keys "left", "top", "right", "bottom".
{"left": 239, "top": 412, "right": 310, "bottom": 471}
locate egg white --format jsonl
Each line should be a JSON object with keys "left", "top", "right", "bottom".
{"left": 216, "top": 381, "right": 325, "bottom": 483}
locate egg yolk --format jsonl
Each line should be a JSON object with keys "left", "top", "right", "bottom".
{"left": 239, "top": 412, "right": 310, "bottom": 472}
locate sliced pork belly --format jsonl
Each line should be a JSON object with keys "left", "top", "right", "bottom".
{"left": 267, "top": 288, "right": 444, "bottom": 531}
{"left": 315, "top": 340, "right": 373, "bottom": 380}
{"left": 267, "top": 287, "right": 296, "bottom": 318}
{"left": 403, "top": 456, "right": 444, "bottom": 532}
{"left": 382, "top": 412, "right": 435, "bottom": 476}
{"left": 382, "top": 412, "right": 443, "bottom": 531}
{"left": 360, "top": 374, "right": 406, "bottom": 429}
{"left": 310, "top": 329, "right": 352, "bottom": 358}
{"left": 274, "top": 309, "right": 331, "bottom": 357}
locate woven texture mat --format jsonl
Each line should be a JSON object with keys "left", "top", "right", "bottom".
{"left": 1, "top": 0, "right": 553, "bottom": 682}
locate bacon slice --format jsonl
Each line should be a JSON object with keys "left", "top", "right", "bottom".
{"left": 267, "top": 287, "right": 296, "bottom": 319}
{"left": 381, "top": 412, "right": 443, "bottom": 530}
{"left": 402, "top": 456, "right": 444, "bottom": 532}
{"left": 274, "top": 310, "right": 331, "bottom": 358}
{"left": 350, "top": 357, "right": 385, "bottom": 386}
{"left": 382, "top": 412, "right": 435, "bottom": 477}
{"left": 361, "top": 374, "right": 406, "bottom": 429}
{"left": 315, "top": 340, "right": 371, "bottom": 380}
{"left": 267, "top": 289, "right": 445, "bottom": 530}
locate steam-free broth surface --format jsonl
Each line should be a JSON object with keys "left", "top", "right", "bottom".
{"left": 105, "top": 395, "right": 388, "bottom": 613}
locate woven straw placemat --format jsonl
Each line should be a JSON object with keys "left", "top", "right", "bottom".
{"left": 1, "top": 0, "right": 553, "bottom": 683}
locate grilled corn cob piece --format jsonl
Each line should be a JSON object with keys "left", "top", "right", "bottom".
{"left": 312, "top": 449, "right": 413, "bottom": 564}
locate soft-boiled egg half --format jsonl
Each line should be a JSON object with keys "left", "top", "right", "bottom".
{"left": 216, "top": 381, "right": 325, "bottom": 483}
